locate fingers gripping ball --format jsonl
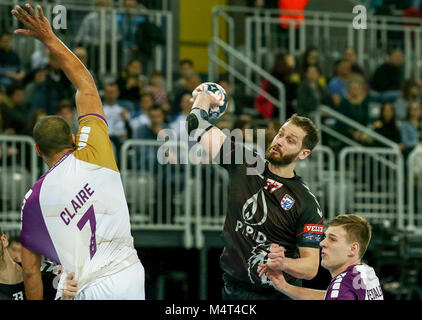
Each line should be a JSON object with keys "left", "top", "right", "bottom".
{"left": 193, "top": 82, "right": 228, "bottom": 120}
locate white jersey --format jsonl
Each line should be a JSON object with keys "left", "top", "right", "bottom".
{"left": 21, "top": 114, "right": 140, "bottom": 291}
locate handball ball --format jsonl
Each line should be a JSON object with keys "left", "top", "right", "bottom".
{"left": 193, "top": 82, "right": 228, "bottom": 120}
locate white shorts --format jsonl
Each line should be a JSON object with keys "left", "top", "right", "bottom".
{"left": 75, "top": 262, "right": 145, "bottom": 300}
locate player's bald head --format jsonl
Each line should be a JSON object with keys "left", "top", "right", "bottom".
{"left": 33, "top": 116, "right": 74, "bottom": 157}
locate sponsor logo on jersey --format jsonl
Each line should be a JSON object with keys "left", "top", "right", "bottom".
{"left": 280, "top": 194, "right": 295, "bottom": 210}
{"left": 303, "top": 232, "right": 323, "bottom": 243}
{"left": 304, "top": 224, "right": 324, "bottom": 234}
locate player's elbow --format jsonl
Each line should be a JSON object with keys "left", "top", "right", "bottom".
{"left": 22, "top": 265, "right": 40, "bottom": 279}
{"left": 303, "top": 265, "right": 319, "bottom": 280}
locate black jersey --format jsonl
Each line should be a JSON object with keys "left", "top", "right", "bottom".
{"left": 0, "top": 281, "right": 25, "bottom": 300}
{"left": 216, "top": 140, "right": 324, "bottom": 290}
{"left": 0, "top": 259, "right": 59, "bottom": 300}
{"left": 40, "top": 258, "right": 60, "bottom": 300}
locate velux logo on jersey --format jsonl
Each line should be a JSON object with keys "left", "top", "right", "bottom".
{"left": 281, "top": 194, "right": 295, "bottom": 211}
{"left": 304, "top": 224, "right": 324, "bottom": 234}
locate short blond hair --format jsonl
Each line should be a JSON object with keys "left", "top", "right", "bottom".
{"left": 328, "top": 214, "right": 371, "bottom": 258}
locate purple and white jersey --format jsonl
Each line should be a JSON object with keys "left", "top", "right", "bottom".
{"left": 325, "top": 264, "right": 384, "bottom": 300}
{"left": 20, "top": 115, "right": 140, "bottom": 291}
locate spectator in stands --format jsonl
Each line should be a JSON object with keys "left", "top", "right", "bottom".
{"left": 256, "top": 52, "right": 299, "bottom": 118}
{"left": 144, "top": 71, "right": 170, "bottom": 115}
{"left": 370, "top": 49, "right": 404, "bottom": 101}
{"left": 299, "top": 46, "right": 327, "bottom": 87}
{"left": 131, "top": 92, "right": 154, "bottom": 133}
{"left": 23, "top": 109, "right": 47, "bottom": 137}
{"left": 218, "top": 76, "right": 237, "bottom": 116}
{"left": 117, "top": 0, "right": 148, "bottom": 67}
{"left": 24, "top": 67, "right": 48, "bottom": 113}
{"left": 328, "top": 59, "right": 352, "bottom": 107}
{"left": 233, "top": 115, "right": 254, "bottom": 144}
{"left": 102, "top": 83, "right": 132, "bottom": 155}
{"left": 394, "top": 79, "right": 421, "bottom": 121}
{"left": 75, "top": 0, "right": 116, "bottom": 73}
{"left": 73, "top": 47, "right": 98, "bottom": 88}
{"left": 336, "top": 76, "right": 371, "bottom": 144}
{"left": 135, "top": 104, "right": 168, "bottom": 141}
{"left": 174, "top": 59, "right": 195, "bottom": 95}
{"left": 296, "top": 65, "right": 327, "bottom": 117}
{"left": 0, "top": 31, "right": 25, "bottom": 88}
{"left": 133, "top": 16, "right": 165, "bottom": 74}
{"left": 265, "top": 118, "right": 281, "bottom": 150}
{"left": 31, "top": 45, "right": 49, "bottom": 70}
{"left": 117, "top": 59, "right": 146, "bottom": 103}
{"left": 35, "top": 50, "right": 73, "bottom": 115}
{"left": 400, "top": 101, "right": 422, "bottom": 154}
{"left": 343, "top": 47, "right": 365, "bottom": 78}
{"left": 0, "top": 85, "right": 28, "bottom": 135}
{"left": 56, "top": 100, "right": 79, "bottom": 136}
{"left": 372, "top": 102, "right": 403, "bottom": 147}
{"left": 7, "top": 235, "right": 21, "bottom": 264}
{"left": 170, "top": 92, "right": 192, "bottom": 140}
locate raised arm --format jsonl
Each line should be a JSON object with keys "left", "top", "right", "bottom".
{"left": 187, "top": 92, "right": 227, "bottom": 160}
{"left": 11, "top": 4, "right": 104, "bottom": 119}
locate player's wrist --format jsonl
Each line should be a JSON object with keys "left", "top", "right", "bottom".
{"left": 192, "top": 92, "right": 212, "bottom": 113}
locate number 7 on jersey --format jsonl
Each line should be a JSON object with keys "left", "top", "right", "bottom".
{"left": 77, "top": 205, "right": 97, "bottom": 259}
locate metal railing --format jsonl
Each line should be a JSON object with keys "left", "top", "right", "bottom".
{"left": 0, "top": 135, "right": 38, "bottom": 229}
{"left": 212, "top": 6, "right": 422, "bottom": 83}
{"left": 295, "top": 145, "right": 336, "bottom": 220}
{"left": 245, "top": 15, "right": 421, "bottom": 80}
{"left": 1, "top": 1, "right": 173, "bottom": 91}
{"left": 208, "top": 37, "right": 286, "bottom": 123}
{"left": 407, "top": 146, "right": 422, "bottom": 228}
{"left": 119, "top": 139, "right": 193, "bottom": 248}
{"left": 0, "top": 135, "right": 416, "bottom": 246}
{"left": 339, "top": 146, "right": 405, "bottom": 228}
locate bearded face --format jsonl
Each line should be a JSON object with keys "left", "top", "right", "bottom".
{"left": 265, "top": 143, "right": 301, "bottom": 166}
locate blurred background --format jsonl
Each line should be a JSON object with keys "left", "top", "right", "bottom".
{"left": 1, "top": 0, "right": 422, "bottom": 300}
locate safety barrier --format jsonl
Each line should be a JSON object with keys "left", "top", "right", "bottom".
{"left": 0, "top": 135, "right": 38, "bottom": 230}
{"left": 119, "top": 139, "right": 194, "bottom": 248}
{"left": 339, "top": 146, "right": 405, "bottom": 228}
{"left": 407, "top": 147, "right": 422, "bottom": 228}
{"left": 208, "top": 37, "right": 286, "bottom": 123}
{"left": 212, "top": 6, "right": 422, "bottom": 85}
{"left": 0, "top": 135, "right": 415, "bottom": 245}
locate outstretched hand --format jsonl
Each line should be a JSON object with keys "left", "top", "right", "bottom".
{"left": 11, "top": 4, "right": 55, "bottom": 43}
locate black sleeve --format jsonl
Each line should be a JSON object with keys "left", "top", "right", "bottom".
{"left": 213, "top": 137, "right": 265, "bottom": 175}
{"left": 296, "top": 197, "right": 324, "bottom": 248}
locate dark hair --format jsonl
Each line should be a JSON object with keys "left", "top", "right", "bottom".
{"left": 401, "top": 79, "right": 419, "bottom": 100}
{"left": 179, "top": 59, "right": 194, "bottom": 67}
{"left": 148, "top": 104, "right": 163, "bottom": 113}
{"left": 405, "top": 101, "right": 421, "bottom": 121}
{"left": 140, "top": 92, "right": 154, "bottom": 100}
{"left": 8, "top": 235, "right": 20, "bottom": 245}
{"left": 285, "top": 114, "right": 320, "bottom": 151}
{"left": 57, "top": 99, "right": 74, "bottom": 113}
{"left": 33, "top": 116, "right": 73, "bottom": 157}
{"left": 5, "top": 84, "right": 24, "bottom": 97}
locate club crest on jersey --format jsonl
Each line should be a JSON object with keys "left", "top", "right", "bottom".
{"left": 281, "top": 194, "right": 295, "bottom": 211}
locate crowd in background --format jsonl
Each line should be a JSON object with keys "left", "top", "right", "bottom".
{"left": 1, "top": 0, "right": 422, "bottom": 168}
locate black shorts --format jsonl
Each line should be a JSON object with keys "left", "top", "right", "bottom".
{"left": 222, "top": 273, "right": 291, "bottom": 300}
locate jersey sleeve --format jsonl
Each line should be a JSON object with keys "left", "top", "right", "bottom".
{"left": 326, "top": 275, "right": 359, "bottom": 300}
{"left": 213, "top": 137, "right": 265, "bottom": 174}
{"left": 295, "top": 198, "right": 324, "bottom": 248}
{"left": 74, "top": 114, "right": 119, "bottom": 172}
